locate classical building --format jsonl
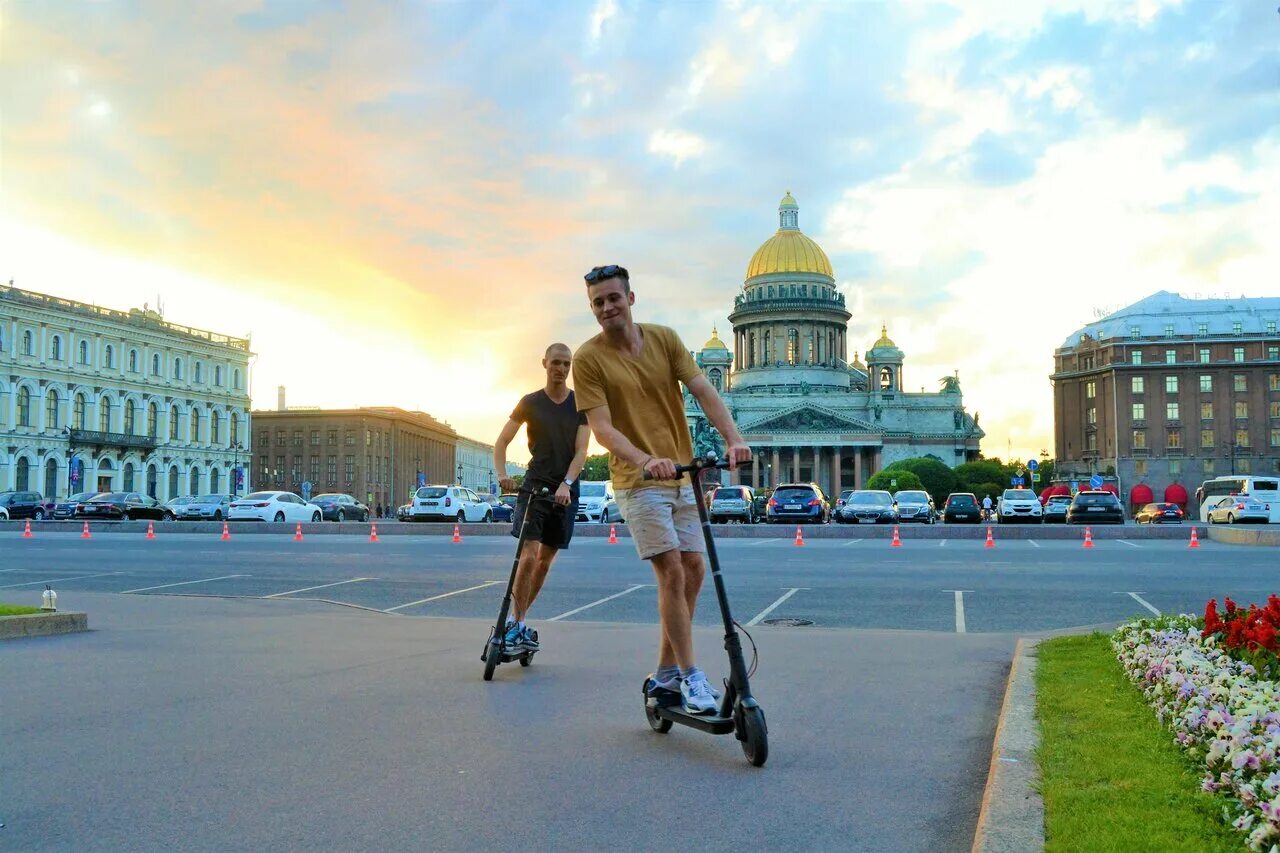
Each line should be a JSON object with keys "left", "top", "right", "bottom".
{"left": 1052, "top": 291, "right": 1280, "bottom": 506}
{"left": 0, "top": 283, "right": 253, "bottom": 500}
{"left": 456, "top": 435, "right": 498, "bottom": 496}
{"left": 249, "top": 406, "right": 456, "bottom": 510}
{"left": 685, "top": 193, "right": 982, "bottom": 496}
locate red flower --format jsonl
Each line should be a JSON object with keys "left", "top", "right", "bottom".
{"left": 1204, "top": 598, "right": 1222, "bottom": 637}
{"left": 1226, "top": 597, "right": 1239, "bottom": 614}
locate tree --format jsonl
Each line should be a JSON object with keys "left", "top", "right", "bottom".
{"left": 581, "top": 453, "right": 610, "bottom": 481}
{"left": 973, "top": 482, "right": 1003, "bottom": 502}
{"left": 954, "top": 460, "right": 1009, "bottom": 493}
{"left": 866, "top": 470, "right": 922, "bottom": 493}
{"left": 884, "top": 457, "right": 959, "bottom": 506}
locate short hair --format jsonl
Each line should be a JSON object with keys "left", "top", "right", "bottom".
{"left": 584, "top": 264, "right": 630, "bottom": 292}
{"left": 544, "top": 343, "right": 571, "bottom": 359}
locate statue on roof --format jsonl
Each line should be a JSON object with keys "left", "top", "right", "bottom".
{"left": 939, "top": 374, "right": 961, "bottom": 393}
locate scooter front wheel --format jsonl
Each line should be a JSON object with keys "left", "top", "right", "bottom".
{"left": 483, "top": 640, "right": 501, "bottom": 681}
{"left": 737, "top": 704, "right": 768, "bottom": 767}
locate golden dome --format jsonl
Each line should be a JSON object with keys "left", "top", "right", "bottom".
{"left": 779, "top": 191, "right": 798, "bottom": 209}
{"left": 745, "top": 192, "right": 834, "bottom": 280}
{"left": 850, "top": 350, "right": 866, "bottom": 369}
{"left": 702, "top": 325, "right": 728, "bottom": 350}
{"left": 872, "top": 325, "right": 896, "bottom": 349}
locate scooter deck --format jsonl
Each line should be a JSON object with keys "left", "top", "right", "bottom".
{"left": 653, "top": 704, "right": 735, "bottom": 734}
{"left": 482, "top": 644, "right": 535, "bottom": 664}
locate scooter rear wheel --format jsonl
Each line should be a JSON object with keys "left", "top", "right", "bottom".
{"left": 483, "top": 640, "right": 501, "bottom": 681}
{"left": 520, "top": 653, "right": 532, "bottom": 667}
{"left": 737, "top": 704, "right": 768, "bottom": 767}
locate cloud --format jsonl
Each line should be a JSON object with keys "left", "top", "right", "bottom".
{"left": 647, "top": 128, "right": 708, "bottom": 166}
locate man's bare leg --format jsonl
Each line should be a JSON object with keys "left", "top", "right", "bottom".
{"left": 650, "top": 548, "right": 695, "bottom": 670}
{"left": 656, "top": 550, "right": 705, "bottom": 666}
{"left": 512, "top": 541, "right": 557, "bottom": 621}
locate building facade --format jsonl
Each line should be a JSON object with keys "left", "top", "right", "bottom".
{"left": 456, "top": 435, "right": 498, "bottom": 496}
{"left": 684, "top": 194, "right": 982, "bottom": 497}
{"left": 1052, "top": 291, "right": 1280, "bottom": 506}
{"left": 250, "top": 406, "right": 456, "bottom": 510}
{"left": 0, "top": 283, "right": 253, "bottom": 500}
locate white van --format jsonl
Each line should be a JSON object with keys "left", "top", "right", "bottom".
{"left": 575, "top": 481, "right": 619, "bottom": 524}
{"left": 1197, "top": 476, "right": 1280, "bottom": 523}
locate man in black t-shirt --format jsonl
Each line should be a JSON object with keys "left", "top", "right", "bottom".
{"left": 493, "top": 342, "right": 590, "bottom": 653}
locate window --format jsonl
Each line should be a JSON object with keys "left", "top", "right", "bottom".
{"left": 344, "top": 430, "right": 355, "bottom": 446}
{"left": 169, "top": 407, "right": 179, "bottom": 440}
{"left": 1132, "top": 430, "right": 1147, "bottom": 449}
{"left": 124, "top": 401, "right": 135, "bottom": 435}
{"left": 129, "top": 350, "right": 138, "bottom": 372}
{"left": 1199, "top": 348, "right": 1211, "bottom": 364}
{"left": 1200, "top": 375, "right": 1212, "bottom": 392}
{"left": 1163, "top": 323, "right": 1174, "bottom": 337}
{"left": 1131, "top": 377, "right": 1144, "bottom": 394}
{"left": 1236, "top": 401, "right": 1248, "bottom": 419}
{"left": 1165, "top": 350, "right": 1176, "bottom": 364}
{"left": 214, "top": 365, "right": 222, "bottom": 386}
{"left": 275, "top": 455, "right": 285, "bottom": 479}
{"left": 148, "top": 403, "right": 157, "bottom": 438}
{"left": 1169, "top": 459, "right": 1182, "bottom": 476}
{"left": 1234, "top": 347, "right": 1246, "bottom": 363}
{"left": 292, "top": 455, "right": 302, "bottom": 480}
{"left": 1167, "top": 429, "right": 1182, "bottom": 449}
{"left": 51, "top": 336, "right": 61, "bottom": 360}
{"left": 1203, "top": 458, "right": 1216, "bottom": 475}
{"left": 1271, "top": 374, "right": 1280, "bottom": 392}
{"left": 1131, "top": 351, "right": 1143, "bottom": 365}
{"left": 1239, "top": 459, "right": 1252, "bottom": 474}
{"left": 327, "top": 430, "right": 337, "bottom": 445}
{"left": 1086, "top": 381, "right": 1096, "bottom": 398}
{"left": 1087, "top": 406, "right": 1097, "bottom": 424}
{"left": 174, "top": 358, "right": 183, "bottom": 380}
{"left": 365, "top": 430, "right": 373, "bottom": 447}
{"left": 1201, "top": 429, "right": 1215, "bottom": 448}
{"left": 1236, "top": 429, "right": 1250, "bottom": 448}
{"left": 1130, "top": 325, "right": 1141, "bottom": 339}
{"left": 1167, "top": 402, "right": 1180, "bottom": 421}
{"left": 46, "top": 389, "right": 59, "bottom": 429}
{"left": 310, "top": 455, "right": 320, "bottom": 483}
{"left": 1269, "top": 321, "right": 1278, "bottom": 335}
{"left": 1201, "top": 402, "right": 1214, "bottom": 420}
{"left": 1132, "top": 403, "right": 1145, "bottom": 421}
{"left": 1235, "top": 374, "right": 1247, "bottom": 392}
{"left": 194, "top": 362, "right": 202, "bottom": 384}
{"left": 16, "top": 387, "right": 31, "bottom": 427}
{"left": 1234, "top": 321, "right": 1243, "bottom": 335}
{"left": 105, "top": 345, "right": 114, "bottom": 369}
{"left": 310, "top": 430, "right": 320, "bottom": 446}
{"left": 1272, "top": 402, "right": 1280, "bottom": 419}
{"left": 1134, "top": 460, "right": 1148, "bottom": 477}
{"left": 78, "top": 340, "right": 88, "bottom": 364}
{"left": 344, "top": 455, "right": 355, "bottom": 483}
{"left": 99, "top": 398, "right": 111, "bottom": 432}
{"left": 1272, "top": 428, "right": 1280, "bottom": 447}
{"left": 190, "top": 412, "right": 199, "bottom": 443}
{"left": 21, "top": 330, "right": 32, "bottom": 355}
{"left": 1198, "top": 322, "right": 1209, "bottom": 336}
{"left": 153, "top": 354, "right": 161, "bottom": 375}
{"left": 1165, "top": 376, "right": 1178, "bottom": 394}
{"left": 327, "top": 455, "right": 337, "bottom": 483}
{"left": 233, "top": 368, "right": 241, "bottom": 390}
{"left": 211, "top": 414, "right": 220, "bottom": 445}
{"left": 786, "top": 329, "right": 799, "bottom": 365}
{"left": 73, "top": 394, "right": 86, "bottom": 429}
{"left": 15, "top": 457, "right": 28, "bottom": 490}
{"left": 230, "top": 415, "right": 239, "bottom": 446}
{"left": 1086, "top": 433, "right": 1097, "bottom": 451}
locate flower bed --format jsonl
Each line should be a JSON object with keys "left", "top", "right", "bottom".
{"left": 1114, "top": 605, "right": 1280, "bottom": 850}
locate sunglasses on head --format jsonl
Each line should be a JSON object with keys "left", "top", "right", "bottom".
{"left": 584, "top": 264, "right": 629, "bottom": 283}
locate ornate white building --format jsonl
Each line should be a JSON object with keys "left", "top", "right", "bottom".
{"left": 0, "top": 283, "right": 254, "bottom": 501}
{"left": 686, "top": 193, "right": 983, "bottom": 496}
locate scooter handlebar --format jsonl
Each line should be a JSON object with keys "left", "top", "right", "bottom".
{"left": 641, "top": 455, "right": 741, "bottom": 481}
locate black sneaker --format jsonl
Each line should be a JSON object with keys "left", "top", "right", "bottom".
{"left": 645, "top": 676, "right": 681, "bottom": 708}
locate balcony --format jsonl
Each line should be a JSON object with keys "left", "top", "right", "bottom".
{"left": 68, "top": 429, "right": 158, "bottom": 451}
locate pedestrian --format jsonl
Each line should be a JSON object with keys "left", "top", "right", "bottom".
{"left": 982, "top": 493, "right": 993, "bottom": 521}
{"left": 573, "top": 264, "right": 751, "bottom": 715}
{"left": 492, "top": 342, "right": 590, "bottom": 654}
{"left": 376, "top": 503, "right": 383, "bottom": 519}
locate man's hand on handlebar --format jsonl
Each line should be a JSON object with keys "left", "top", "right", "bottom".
{"left": 499, "top": 477, "right": 517, "bottom": 492}
{"left": 725, "top": 442, "right": 752, "bottom": 468}
{"left": 642, "top": 456, "right": 679, "bottom": 481}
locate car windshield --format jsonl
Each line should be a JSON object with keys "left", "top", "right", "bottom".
{"left": 850, "top": 492, "right": 892, "bottom": 507}
{"left": 713, "top": 488, "right": 747, "bottom": 500}
{"left": 416, "top": 487, "right": 447, "bottom": 499}
{"left": 580, "top": 483, "right": 607, "bottom": 497}
{"left": 948, "top": 495, "right": 976, "bottom": 507}
{"left": 1003, "top": 490, "right": 1037, "bottom": 501}
{"left": 775, "top": 488, "right": 816, "bottom": 501}
{"left": 896, "top": 491, "right": 929, "bottom": 503}
{"left": 242, "top": 492, "right": 277, "bottom": 501}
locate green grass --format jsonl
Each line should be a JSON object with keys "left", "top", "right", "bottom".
{"left": 1037, "top": 633, "right": 1243, "bottom": 852}
{"left": 0, "top": 602, "right": 42, "bottom": 616}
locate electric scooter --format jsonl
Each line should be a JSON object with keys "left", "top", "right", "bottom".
{"left": 641, "top": 455, "right": 769, "bottom": 767}
{"left": 481, "top": 486, "right": 552, "bottom": 681}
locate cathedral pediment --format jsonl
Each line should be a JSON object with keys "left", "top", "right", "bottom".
{"left": 743, "top": 406, "right": 874, "bottom": 434}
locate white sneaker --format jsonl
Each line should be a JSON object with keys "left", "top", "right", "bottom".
{"left": 680, "top": 671, "right": 720, "bottom": 715}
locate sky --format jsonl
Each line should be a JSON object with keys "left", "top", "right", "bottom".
{"left": 2, "top": 0, "right": 1277, "bottom": 465}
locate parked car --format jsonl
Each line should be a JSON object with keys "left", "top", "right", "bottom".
{"left": 0, "top": 490, "right": 47, "bottom": 520}
{"left": 942, "top": 492, "right": 982, "bottom": 524}
{"left": 1134, "top": 502, "right": 1186, "bottom": 524}
{"left": 229, "top": 491, "right": 323, "bottom": 523}
{"left": 485, "top": 494, "right": 515, "bottom": 523}
{"left": 411, "top": 485, "right": 493, "bottom": 522}
{"left": 998, "top": 489, "right": 1043, "bottom": 524}
{"left": 766, "top": 483, "right": 830, "bottom": 524}
{"left": 835, "top": 489, "right": 856, "bottom": 510}
{"left": 78, "top": 492, "right": 175, "bottom": 521}
{"left": 894, "top": 490, "right": 936, "bottom": 524}
{"left": 176, "top": 494, "right": 234, "bottom": 521}
{"left": 576, "top": 481, "right": 620, "bottom": 524}
{"left": 53, "top": 491, "right": 99, "bottom": 520}
{"left": 1066, "top": 490, "right": 1124, "bottom": 525}
{"left": 835, "top": 490, "right": 897, "bottom": 524}
{"left": 710, "top": 485, "right": 756, "bottom": 524}
{"left": 396, "top": 503, "right": 412, "bottom": 522}
{"left": 0, "top": 505, "right": 8, "bottom": 521}
{"left": 311, "top": 493, "right": 370, "bottom": 522}
{"left": 1207, "top": 495, "right": 1271, "bottom": 525}
{"left": 752, "top": 488, "right": 773, "bottom": 519}
{"left": 1042, "top": 494, "right": 1073, "bottom": 524}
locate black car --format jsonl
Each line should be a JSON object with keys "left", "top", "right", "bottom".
{"left": 766, "top": 483, "right": 829, "bottom": 524}
{"left": 942, "top": 492, "right": 982, "bottom": 524}
{"left": 78, "top": 492, "right": 174, "bottom": 521}
{"left": 310, "top": 493, "right": 370, "bottom": 522}
{"left": 1135, "top": 502, "right": 1185, "bottom": 524}
{"left": 0, "top": 490, "right": 47, "bottom": 520}
{"left": 1066, "top": 490, "right": 1124, "bottom": 525}
{"left": 836, "top": 490, "right": 898, "bottom": 524}
{"left": 53, "top": 492, "right": 100, "bottom": 519}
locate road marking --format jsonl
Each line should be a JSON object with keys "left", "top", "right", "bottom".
{"left": 746, "top": 587, "right": 808, "bottom": 626}
{"left": 841, "top": 539, "right": 864, "bottom": 547}
{"left": 749, "top": 538, "right": 781, "bottom": 546}
{"left": 548, "top": 584, "right": 648, "bottom": 621}
{"left": 0, "top": 571, "right": 124, "bottom": 589}
{"left": 1121, "top": 591, "right": 1161, "bottom": 616}
{"left": 266, "top": 578, "right": 375, "bottom": 598}
{"left": 121, "top": 574, "right": 247, "bottom": 594}
{"left": 383, "top": 581, "right": 501, "bottom": 613}
{"left": 943, "top": 589, "right": 973, "bottom": 633}
{"left": 1118, "top": 540, "right": 1141, "bottom": 548}
{"left": 939, "top": 540, "right": 947, "bottom": 547}
{"left": 1027, "top": 540, "right": 1040, "bottom": 548}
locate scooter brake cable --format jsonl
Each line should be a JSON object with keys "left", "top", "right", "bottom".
{"left": 733, "top": 620, "right": 759, "bottom": 679}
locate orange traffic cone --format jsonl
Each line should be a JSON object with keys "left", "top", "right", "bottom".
{"left": 1189, "top": 527, "right": 1200, "bottom": 549}
{"left": 81, "top": 521, "right": 91, "bottom": 539}
{"left": 891, "top": 525, "right": 902, "bottom": 547}
{"left": 452, "top": 524, "right": 462, "bottom": 543}
{"left": 794, "top": 526, "right": 805, "bottom": 546}
{"left": 608, "top": 524, "right": 618, "bottom": 544}
{"left": 22, "top": 519, "right": 32, "bottom": 538}
{"left": 220, "top": 521, "right": 231, "bottom": 541}
{"left": 984, "top": 526, "right": 995, "bottom": 549}
{"left": 294, "top": 523, "right": 303, "bottom": 542}
{"left": 146, "top": 521, "right": 156, "bottom": 540}
{"left": 369, "top": 523, "right": 379, "bottom": 542}
{"left": 1083, "top": 526, "right": 1094, "bottom": 549}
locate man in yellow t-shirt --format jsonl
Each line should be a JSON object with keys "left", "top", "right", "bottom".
{"left": 573, "top": 264, "right": 751, "bottom": 715}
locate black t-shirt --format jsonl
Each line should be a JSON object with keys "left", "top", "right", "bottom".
{"left": 512, "top": 389, "right": 586, "bottom": 492}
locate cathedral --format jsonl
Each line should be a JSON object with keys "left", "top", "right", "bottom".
{"left": 685, "top": 193, "right": 983, "bottom": 495}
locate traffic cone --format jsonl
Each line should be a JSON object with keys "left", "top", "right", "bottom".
{"left": 220, "top": 521, "right": 231, "bottom": 541}
{"left": 22, "top": 519, "right": 32, "bottom": 538}
{"left": 984, "top": 526, "right": 995, "bottom": 549}
{"left": 452, "top": 524, "right": 462, "bottom": 543}
{"left": 608, "top": 524, "right": 618, "bottom": 544}
{"left": 891, "top": 525, "right": 902, "bottom": 547}
{"left": 81, "top": 521, "right": 91, "bottom": 539}
{"left": 294, "top": 523, "right": 303, "bottom": 542}
{"left": 369, "top": 523, "right": 379, "bottom": 542}
{"left": 1083, "top": 526, "right": 1094, "bottom": 549}
{"left": 146, "top": 521, "right": 156, "bottom": 540}
{"left": 794, "top": 526, "right": 805, "bottom": 546}
{"left": 1189, "top": 527, "right": 1200, "bottom": 549}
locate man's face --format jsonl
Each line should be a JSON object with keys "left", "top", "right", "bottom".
{"left": 587, "top": 278, "right": 634, "bottom": 331}
{"left": 543, "top": 348, "right": 571, "bottom": 383}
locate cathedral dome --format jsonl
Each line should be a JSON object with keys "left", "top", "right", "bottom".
{"left": 702, "top": 326, "right": 728, "bottom": 350}
{"left": 745, "top": 192, "right": 834, "bottom": 280}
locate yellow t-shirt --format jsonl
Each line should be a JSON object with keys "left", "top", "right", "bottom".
{"left": 572, "top": 323, "right": 700, "bottom": 490}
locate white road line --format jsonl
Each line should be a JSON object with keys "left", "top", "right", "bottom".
{"left": 943, "top": 589, "right": 972, "bottom": 633}
{"left": 121, "top": 574, "right": 247, "bottom": 594}
{"left": 0, "top": 571, "right": 124, "bottom": 589}
{"left": 842, "top": 539, "right": 865, "bottom": 547}
{"left": 1124, "top": 591, "right": 1161, "bottom": 616}
{"left": 746, "top": 587, "right": 808, "bottom": 627}
{"left": 548, "top": 584, "right": 648, "bottom": 621}
{"left": 1118, "top": 540, "right": 1141, "bottom": 548}
{"left": 1027, "top": 540, "right": 1040, "bottom": 548}
{"left": 749, "top": 539, "right": 782, "bottom": 546}
{"left": 266, "top": 578, "right": 375, "bottom": 598}
{"left": 939, "top": 540, "right": 947, "bottom": 547}
{"left": 383, "top": 581, "right": 501, "bottom": 613}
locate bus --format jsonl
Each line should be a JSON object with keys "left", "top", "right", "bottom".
{"left": 1196, "top": 476, "right": 1280, "bottom": 523}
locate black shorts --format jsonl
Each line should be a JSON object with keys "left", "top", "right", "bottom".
{"left": 511, "top": 492, "right": 578, "bottom": 550}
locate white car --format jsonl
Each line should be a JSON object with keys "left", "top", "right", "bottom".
{"left": 411, "top": 485, "right": 493, "bottom": 522}
{"left": 576, "top": 481, "right": 620, "bottom": 524}
{"left": 998, "top": 489, "right": 1043, "bottom": 524}
{"left": 1207, "top": 495, "right": 1272, "bottom": 525}
{"left": 228, "top": 491, "right": 323, "bottom": 523}
{"left": 0, "top": 505, "right": 8, "bottom": 521}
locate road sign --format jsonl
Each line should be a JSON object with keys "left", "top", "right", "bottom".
{"left": 1090, "top": 474, "right": 1104, "bottom": 489}
{"left": 301, "top": 480, "right": 313, "bottom": 501}
{"left": 70, "top": 458, "right": 81, "bottom": 483}
{"left": 1028, "top": 459, "right": 1038, "bottom": 471}
{"left": 1032, "top": 472, "right": 1041, "bottom": 482}
{"left": 1070, "top": 480, "right": 1079, "bottom": 493}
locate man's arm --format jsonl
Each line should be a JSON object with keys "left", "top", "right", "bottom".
{"left": 553, "top": 424, "right": 591, "bottom": 506}
{"left": 585, "top": 405, "right": 677, "bottom": 481}
{"left": 493, "top": 418, "right": 520, "bottom": 491}
{"left": 685, "top": 374, "right": 752, "bottom": 467}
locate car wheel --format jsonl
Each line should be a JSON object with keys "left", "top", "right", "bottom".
{"left": 213, "top": 510, "right": 222, "bottom": 521}
{"left": 457, "top": 510, "right": 465, "bottom": 524}
{"left": 337, "top": 510, "right": 345, "bottom": 523}
{"left": 33, "top": 509, "right": 45, "bottom": 520}
{"left": 163, "top": 512, "right": 175, "bottom": 522}
{"left": 1228, "top": 513, "right": 1236, "bottom": 524}
{"left": 484, "top": 511, "right": 493, "bottom": 523}
{"left": 274, "top": 511, "right": 285, "bottom": 523}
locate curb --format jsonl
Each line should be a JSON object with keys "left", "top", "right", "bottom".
{"left": 973, "top": 637, "right": 1043, "bottom": 853}
{"left": 1206, "top": 526, "right": 1280, "bottom": 547}
{"left": 0, "top": 611, "right": 89, "bottom": 640}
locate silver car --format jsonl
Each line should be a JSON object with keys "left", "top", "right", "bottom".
{"left": 1207, "top": 495, "right": 1271, "bottom": 524}
{"left": 710, "top": 485, "right": 756, "bottom": 524}
{"left": 894, "top": 490, "right": 936, "bottom": 524}
{"left": 178, "top": 494, "right": 234, "bottom": 521}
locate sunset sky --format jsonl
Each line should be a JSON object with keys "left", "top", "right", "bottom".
{"left": 3, "top": 0, "right": 1277, "bottom": 464}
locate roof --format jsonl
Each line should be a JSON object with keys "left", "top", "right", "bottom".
{"left": 1060, "top": 290, "right": 1280, "bottom": 349}
{"left": 746, "top": 229, "right": 833, "bottom": 279}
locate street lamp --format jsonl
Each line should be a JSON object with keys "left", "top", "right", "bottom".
{"left": 231, "top": 441, "right": 243, "bottom": 497}
{"left": 488, "top": 468, "right": 494, "bottom": 496}
{"left": 457, "top": 462, "right": 464, "bottom": 486}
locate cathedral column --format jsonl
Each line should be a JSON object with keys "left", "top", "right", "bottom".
{"left": 770, "top": 448, "right": 780, "bottom": 489}
{"left": 873, "top": 447, "right": 883, "bottom": 478}
{"left": 751, "top": 453, "right": 760, "bottom": 490}
{"left": 853, "top": 448, "right": 863, "bottom": 490}
{"left": 831, "top": 446, "right": 841, "bottom": 496}
{"left": 811, "top": 445, "right": 820, "bottom": 490}
{"left": 791, "top": 448, "right": 800, "bottom": 483}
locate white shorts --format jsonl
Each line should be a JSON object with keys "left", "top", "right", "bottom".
{"left": 614, "top": 483, "right": 705, "bottom": 560}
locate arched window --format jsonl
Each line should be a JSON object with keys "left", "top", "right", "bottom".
{"left": 147, "top": 402, "right": 158, "bottom": 438}
{"left": 105, "top": 345, "right": 114, "bottom": 368}
{"left": 214, "top": 365, "right": 222, "bottom": 386}
{"left": 708, "top": 368, "right": 722, "bottom": 391}
{"left": 786, "top": 329, "right": 799, "bottom": 365}
{"left": 73, "top": 393, "right": 86, "bottom": 429}
{"left": 230, "top": 414, "right": 239, "bottom": 446}
{"left": 99, "top": 397, "right": 112, "bottom": 432}
{"left": 210, "top": 468, "right": 221, "bottom": 493}
{"left": 46, "top": 389, "right": 60, "bottom": 429}
{"left": 190, "top": 411, "right": 199, "bottom": 443}
{"left": 79, "top": 340, "right": 88, "bottom": 364}
{"left": 123, "top": 462, "right": 135, "bottom": 492}
{"left": 129, "top": 350, "right": 138, "bottom": 372}
{"left": 152, "top": 354, "right": 161, "bottom": 375}
{"left": 174, "top": 358, "right": 183, "bottom": 380}
{"left": 189, "top": 468, "right": 200, "bottom": 495}
{"left": 763, "top": 330, "right": 771, "bottom": 364}
{"left": 146, "top": 464, "right": 158, "bottom": 499}
{"left": 16, "top": 457, "right": 29, "bottom": 491}
{"left": 22, "top": 330, "right": 33, "bottom": 355}
{"left": 124, "top": 401, "right": 135, "bottom": 435}
{"left": 211, "top": 413, "right": 221, "bottom": 445}
{"left": 44, "top": 458, "right": 58, "bottom": 497}
{"left": 51, "top": 336, "right": 62, "bottom": 360}
{"left": 195, "top": 362, "right": 202, "bottom": 384}
{"left": 747, "top": 332, "right": 756, "bottom": 368}
{"left": 169, "top": 407, "right": 179, "bottom": 441}
{"left": 16, "top": 386, "right": 31, "bottom": 427}
{"left": 233, "top": 369, "right": 241, "bottom": 390}
{"left": 168, "top": 466, "right": 179, "bottom": 498}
